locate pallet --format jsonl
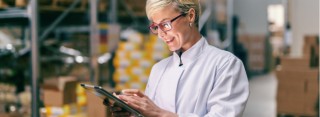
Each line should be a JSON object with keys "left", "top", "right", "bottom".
{"left": 0, "top": 0, "right": 9, "bottom": 9}
{"left": 15, "top": 0, "right": 27, "bottom": 7}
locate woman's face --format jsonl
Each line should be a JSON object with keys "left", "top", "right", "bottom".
{"left": 150, "top": 5, "right": 194, "bottom": 51}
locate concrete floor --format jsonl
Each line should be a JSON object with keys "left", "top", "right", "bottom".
{"left": 243, "top": 72, "right": 278, "bottom": 117}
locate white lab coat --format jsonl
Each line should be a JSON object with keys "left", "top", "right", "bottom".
{"left": 145, "top": 37, "right": 249, "bottom": 117}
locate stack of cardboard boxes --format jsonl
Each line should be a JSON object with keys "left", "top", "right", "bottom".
{"left": 42, "top": 77, "right": 110, "bottom": 116}
{"left": 42, "top": 76, "right": 82, "bottom": 116}
{"left": 86, "top": 86, "right": 111, "bottom": 117}
{"left": 239, "top": 35, "right": 266, "bottom": 73}
{"left": 42, "top": 76, "right": 78, "bottom": 107}
{"left": 276, "top": 35, "right": 319, "bottom": 116}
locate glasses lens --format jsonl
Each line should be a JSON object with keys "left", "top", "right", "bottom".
{"left": 149, "top": 25, "right": 158, "bottom": 34}
{"left": 159, "top": 22, "right": 172, "bottom": 32}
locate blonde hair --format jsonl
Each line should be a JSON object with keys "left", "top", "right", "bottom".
{"left": 146, "top": 0, "right": 201, "bottom": 28}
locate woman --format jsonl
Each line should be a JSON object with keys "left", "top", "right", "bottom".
{"left": 107, "top": 0, "right": 249, "bottom": 116}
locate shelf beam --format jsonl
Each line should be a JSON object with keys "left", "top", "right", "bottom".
{"left": 0, "top": 9, "right": 28, "bottom": 19}
{"left": 39, "top": 0, "right": 82, "bottom": 41}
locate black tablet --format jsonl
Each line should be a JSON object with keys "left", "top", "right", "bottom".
{"left": 80, "top": 84, "right": 143, "bottom": 117}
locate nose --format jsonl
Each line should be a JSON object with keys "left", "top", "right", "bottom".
{"left": 157, "top": 29, "right": 166, "bottom": 38}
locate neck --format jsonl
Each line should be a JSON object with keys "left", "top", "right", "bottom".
{"left": 180, "top": 28, "right": 202, "bottom": 52}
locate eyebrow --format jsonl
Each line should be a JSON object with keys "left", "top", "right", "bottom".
{"left": 152, "top": 17, "right": 171, "bottom": 25}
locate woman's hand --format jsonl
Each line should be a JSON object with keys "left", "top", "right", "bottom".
{"left": 103, "top": 94, "right": 134, "bottom": 117}
{"left": 118, "top": 89, "right": 178, "bottom": 117}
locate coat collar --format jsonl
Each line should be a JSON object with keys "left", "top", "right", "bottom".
{"left": 173, "top": 36, "right": 206, "bottom": 67}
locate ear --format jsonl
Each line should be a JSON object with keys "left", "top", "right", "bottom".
{"left": 188, "top": 8, "right": 196, "bottom": 23}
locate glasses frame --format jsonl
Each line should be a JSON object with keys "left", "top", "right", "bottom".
{"left": 149, "top": 13, "right": 187, "bottom": 34}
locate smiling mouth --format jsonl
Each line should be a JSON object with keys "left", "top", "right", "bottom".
{"left": 165, "top": 38, "right": 174, "bottom": 44}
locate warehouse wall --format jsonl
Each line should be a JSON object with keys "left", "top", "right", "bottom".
{"left": 234, "top": 0, "right": 282, "bottom": 35}
{"left": 290, "top": 0, "right": 319, "bottom": 57}
{"left": 234, "top": 0, "right": 319, "bottom": 56}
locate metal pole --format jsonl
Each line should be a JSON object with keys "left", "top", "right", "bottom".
{"left": 29, "top": 0, "right": 39, "bottom": 116}
{"left": 109, "top": 0, "right": 117, "bottom": 23}
{"left": 282, "top": 0, "right": 288, "bottom": 48}
{"left": 90, "top": 0, "right": 99, "bottom": 83}
{"left": 226, "top": 0, "right": 234, "bottom": 52}
{"left": 199, "top": 0, "right": 212, "bottom": 31}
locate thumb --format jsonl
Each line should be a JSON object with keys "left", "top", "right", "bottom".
{"left": 122, "top": 89, "right": 144, "bottom": 97}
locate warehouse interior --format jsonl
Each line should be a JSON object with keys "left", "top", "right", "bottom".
{"left": 0, "top": 0, "right": 319, "bottom": 117}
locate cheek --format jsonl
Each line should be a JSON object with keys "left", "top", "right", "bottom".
{"left": 172, "top": 29, "right": 188, "bottom": 42}
{"left": 173, "top": 22, "right": 189, "bottom": 37}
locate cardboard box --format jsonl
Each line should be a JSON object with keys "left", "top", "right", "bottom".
{"left": 248, "top": 49, "right": 265, "bottom": 55}
{"left": 0, "top": 113, "right": 22, "bottom": 117}
{"left": 277, "top": 91, "right": 305, "bottom": 115}
{"left": 305, "top": 93, "right": 318, "bottom": 116}
{"left": 15, "top": 0, "right": 27, "bottom": 7}
{"left": 303, "top": 44, "right": 319, "bottom": 67}
{"left": 276, "top": 69, "right": 318, "bottom": 116}
{"left": 238, "top": 34, "right": 266, "bottom": 72}
{"left": 304, "top": 35, "right": 319, "bottom": 46}
{"left": 86, "top": 92, "right": 109, "bottom": 117}
{"left": 276, "top": 69, "right": 318, "bottom": 91}
{"left": 280, "top": 57, "right": 310, "bottom": 71}
{"left": 42, "top": 76, "right": 78, "bottom": 107}
{"left": 278, "top": 93, "right": 318, "bottom": 116}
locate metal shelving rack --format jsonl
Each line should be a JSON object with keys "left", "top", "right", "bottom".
{"left": 0, "top": 0, "right": 100, "bottom": 116}
{"left": 0, "top": 9, "right": 29, "bottom": 18}
{"left": 199, "top": 0, "right": 234, "bottom": 52}
{"left": 1, "top": 1, "right": 39, "bottom": 117}
{"left": 0, "top": 0, "right": 40, "bottom": 116}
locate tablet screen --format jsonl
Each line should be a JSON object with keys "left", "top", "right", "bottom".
{"left": 80, "top": 84, "right": 143, "bottom": 117}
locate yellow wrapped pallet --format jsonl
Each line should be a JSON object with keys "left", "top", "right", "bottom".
{"left": 129, "top": 82, "right": 147, "bottom": 91}
{"left": 118, "top": 42, "right": 139, "bottom": 51}
{"left": 115, "top": 50, "right": 130, "bottom": 59}
{"left": 113, "top": 33, "right": 171, "bottom": 91}
{"left": 139, "top": 59, "right": 154, "bottom": 69}
{"left": 139, "top": 75, "right": 149, "bottom": 84}
{"left": 130, "top": 50, "right": 143, "bottom": 60}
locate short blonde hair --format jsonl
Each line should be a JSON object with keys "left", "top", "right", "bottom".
{"left": 146, "top": 0, "right": 201, "bottom": 28}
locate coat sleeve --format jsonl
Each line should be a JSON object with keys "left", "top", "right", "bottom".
{"left": 179, "top": 56, "right": 249, "bottom": 117}
{"left": 144, "top": 57, "right": 171, "bottom": 99}
{"left": 144, "top": 64, "right": 157, "bottom": 97}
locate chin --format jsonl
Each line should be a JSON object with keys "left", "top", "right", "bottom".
{"left": 168, "top": 47, "right": 179, "bottom": 52}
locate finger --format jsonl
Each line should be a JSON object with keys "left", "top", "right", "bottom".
{"left": 106, "top": 99, "right": 116, "bottom": 106}
{"left": 109, "top": 106, "right": 122, "bottom": 112}
{"left": 122, "top": 89, "right": 145, "bottom": 97}
{"left": 112, "top": 112, "right": 131, "bottom": 117}
{"left": 103, "top": 99, "right": 110, "bottom": 106}
{"left": 113, "top": 92, "right": 119, "bottom": 98}
{"left": 103, "top": 99, "right": 116, "bottom": 107}
{"left": 118, "top": 95, "right": 142, "bottom": 109}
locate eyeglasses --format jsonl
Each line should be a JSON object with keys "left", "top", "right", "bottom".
{"left": 149, "top": 13, "right": 187, "bottom": 34}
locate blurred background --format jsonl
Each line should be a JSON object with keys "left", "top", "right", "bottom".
{"left": 0, "top": 0, "right": 318, "bottom": 117}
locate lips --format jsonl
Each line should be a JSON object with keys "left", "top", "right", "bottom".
{"left": 165, "top": 38, "right": 174, "bottom": 44}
